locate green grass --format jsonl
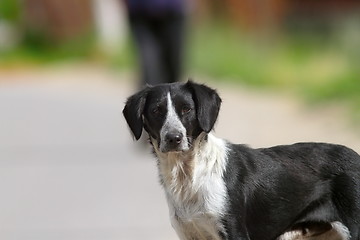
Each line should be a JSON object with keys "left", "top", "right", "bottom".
{"left": 0, "top": 33, "right": 99, "bottom": 68}
{"left": 187, "top": 24, "right": 270, "bottom": 86}
{"left": 0, "top": 0, "right": 20, "bottom": 21}
{"left": 186, "top": 22, "right": 360, "bottom": 117}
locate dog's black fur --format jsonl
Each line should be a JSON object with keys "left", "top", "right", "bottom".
{"left": 123, "top": 81, "right": 360, "bottom": 240}
{"left": 223, "top": 142, "right": 360, "bottom": 239}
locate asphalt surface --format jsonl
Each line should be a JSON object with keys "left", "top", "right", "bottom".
{"left": 1, "top": 66, "right": 359, "bottom": 240}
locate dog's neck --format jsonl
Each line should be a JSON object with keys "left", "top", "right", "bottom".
{"left": 151, "top": 132, "right": 228, "bottom": 205}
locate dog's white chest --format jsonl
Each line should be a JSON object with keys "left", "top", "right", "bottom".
{"left": 167, "top": 190, "right": 225, "bottom": 240}
{"left": 158, "top": 134, "right": 229, "bottom": 240}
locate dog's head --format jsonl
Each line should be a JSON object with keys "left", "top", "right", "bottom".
{"left": 123, "top": 81, "right": 221, "bottom": 153}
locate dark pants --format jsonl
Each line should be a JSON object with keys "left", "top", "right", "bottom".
{"left": 129, "top": 13, "right": 185, "bottom": 86}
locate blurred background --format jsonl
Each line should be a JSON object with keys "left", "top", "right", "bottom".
{"left": 0, "top": 0, "right": 360, "bottom": 239}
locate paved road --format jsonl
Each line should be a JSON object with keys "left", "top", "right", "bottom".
{"left": 0, "top": 66, "right": 359, "bottom": 240}
{"left": 0, "top": 68, "right": 176, "bottom": 240}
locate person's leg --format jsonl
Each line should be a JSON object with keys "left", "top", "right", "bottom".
{"left": 158, "top": 13, "right": 186, "bottom": 83}
{"left": 129, "top": 15, "right": 164, "bottom": 86}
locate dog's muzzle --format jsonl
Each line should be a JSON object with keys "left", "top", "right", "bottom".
{"left": 165, "top": 131, "right": 183, "bottom": 150}
{"left": 160, "top": 131, "right": 189, "bottom": 153}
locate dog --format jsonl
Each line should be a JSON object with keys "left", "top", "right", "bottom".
{"left": 123, "top": 81, "right": 360, "bottom": 240}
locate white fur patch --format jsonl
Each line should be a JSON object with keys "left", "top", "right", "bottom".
{"left": 331, "top": 221, "right": 350, "bottom": 240}
{"left": 159, "top": 92, "right": 189, "bottom": 152}
{"left": 154, "top": 132, "right": 229, "bottom": 239}
{"left": 277, "top": 221, "right": 350, "bottom": 240}
{"left": 277, "top": 230, "right": 303, "bottom": 240}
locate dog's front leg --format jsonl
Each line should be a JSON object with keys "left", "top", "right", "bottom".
{"left": 170, "top": 216, "right": 198, "bottom": 240}
{"left": 171, "top": 216, "right": 214, "bottom": 240}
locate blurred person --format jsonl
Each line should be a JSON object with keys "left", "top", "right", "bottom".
{"left": 122, "top": 0, "right": 188, "bottom": 86}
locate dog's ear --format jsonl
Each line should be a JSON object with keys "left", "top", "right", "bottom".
{"left": 186, "top": 80, "right": 222, "bottom": 133}
{"left": 123, "top": 88, "right": 148, "bottom": 140}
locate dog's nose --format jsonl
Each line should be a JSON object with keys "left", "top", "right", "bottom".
{"left": 165, "top": 132, "right": 183, "bottom": 148}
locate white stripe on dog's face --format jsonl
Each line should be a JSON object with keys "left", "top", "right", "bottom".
{"left": 159, "top": 92, "right": 189, "bottom": 153}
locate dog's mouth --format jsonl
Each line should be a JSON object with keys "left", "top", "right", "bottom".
{"left": 160, "top": 142, "right": 190, "bottom": 153}
{"left": 149, "top": 136, "right": 191, "bottom": 153}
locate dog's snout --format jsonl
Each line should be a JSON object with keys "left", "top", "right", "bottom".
{"left": 166, "top": 132, "right": 183, "bottom": 144}
{"left": 165, "top": 132, "right": 183, "bottom": 151}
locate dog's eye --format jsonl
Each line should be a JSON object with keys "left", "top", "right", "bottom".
{"left": 152, "top": 107, "right": 159, "bottom": 114}
{"left": 152, "top": 106, "right": 163, "bottom": 116}
{"left": 181, "top": 106, "right": 192, "bottom": 114}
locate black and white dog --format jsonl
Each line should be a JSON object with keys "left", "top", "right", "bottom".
{"left": 123, "top": 81, "right": 360, "bottom": 240}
